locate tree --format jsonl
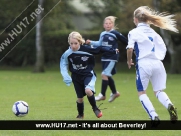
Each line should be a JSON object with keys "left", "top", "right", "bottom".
{"left": 81, "top": 0, "right": 153, "bottom": 31}
{"left": 43, "top": 0, "right": 76, "bottom": 32}
{"left": 33, "top": 0, "right": 45, "bottom": 72}
{"left": 33, "top": 0, "right": 76, "bottom": 72}
{"left": 81, "top": 0, "right": 181, "bottom": 73}
{"left": 153, "top": 0, "right": 181, "bottom": 73}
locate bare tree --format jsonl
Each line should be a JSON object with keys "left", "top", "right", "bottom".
{"left": 34, "top": 0, "right": 45, "bottom": 72}
{"left": 153, "top": 0, "right": 181, "bottom": 73}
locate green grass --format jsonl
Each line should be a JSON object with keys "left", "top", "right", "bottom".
{"left": 0, "top": 65, "right": 180, "bottom": 136}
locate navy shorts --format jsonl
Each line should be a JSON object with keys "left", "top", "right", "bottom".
{"left": 102, "top": 61, "right": 116, "bottom": 76}
{"left": 72, "top": 72, "right": 96, "bottom": 98}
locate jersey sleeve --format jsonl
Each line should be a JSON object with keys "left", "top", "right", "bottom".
{"left": 60, "top": 51, "right": 72, "bottom": 86}
{"left": 90, "top": 32, "right": 105, "bottom": 46}
{"left": 83, "top": 45, "right": 117, "bottom": 55}
{"left": 114, "top": 31, "right": 128, "bottom": 45}
{"left": 126, "top": 30, "right": 136, "bottom": 49}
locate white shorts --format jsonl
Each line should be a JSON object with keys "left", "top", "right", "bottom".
{"left": 136, "top": 59, "right": 166, "bottom": 92}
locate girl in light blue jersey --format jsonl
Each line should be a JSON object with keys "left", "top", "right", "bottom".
{"left": 60, "top": 31, "right": 118, "bottom": 119}
{"left": 126, "top": 6, "right": 178, "bottom": 122}
{"left": 86, "top": 16, "right": 128, "bottom": 102}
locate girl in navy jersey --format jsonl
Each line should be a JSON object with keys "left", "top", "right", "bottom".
{"left": 60, "top": 31, "right": 118, "bottom": 119}
{"left": 126, "top": 6, "right": 178, "bottom": 121}
{"left": 86, "top": 16, "right": 128, "bottom": 102}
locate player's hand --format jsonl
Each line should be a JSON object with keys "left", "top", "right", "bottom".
{"left": 115, "top": 49, "right": 119, "bottom": 54}
{"left": 127, "top": 59, "right": 134, "bottom": 69}
{"left": 85, "top": 39, "right": 91, "bottom": 45}
{"left": 64, "top": 79, "right": 72, "bottom": 86}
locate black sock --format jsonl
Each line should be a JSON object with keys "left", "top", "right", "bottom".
{"left": 108, "top": 77, "right": 117, "bottom": 94}
{"left": 76, "top": 102, "right": 84, "bottom": 115}
{"left": 87, "top": 94, "right": 97, "bottom": 109}
{"left": 101, "top": 80, "right": 109, "bottom": 96}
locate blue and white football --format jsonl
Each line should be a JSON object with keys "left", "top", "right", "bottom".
{"left": 12, "top": 101, "right": 29, "bottom": 117}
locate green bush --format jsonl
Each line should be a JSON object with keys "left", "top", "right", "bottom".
{"left": 0, "top": 30, "right": 173, "bottom": 66}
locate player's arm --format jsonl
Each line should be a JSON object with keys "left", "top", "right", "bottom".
{"left": 127, "top": 48, "right": 134, "bottom": 69}
{"left": 60, "top": 52, "right": 72, "bottom": 86}
{"left": 126, "top": 32, "right": 135, "bottom": 69}
{"left": 86, "top": 32, "right": 104, "bottom": 47}
{"left": 114, "top": 31, "right": 128, "bottom": 45}
{"left": 84, "top": 45, "right": 118, "bottom": 55}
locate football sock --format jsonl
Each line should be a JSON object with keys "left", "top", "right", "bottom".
{"left": 87, "top": 94, "right": 97, "bottom": 109}
{"left": 156, "top": 91, "right": 172, "bottom": 109}
{"left": 108, "top": 77, "right": 117, "bottom": 94}
{"left": 101, "top": 80, "right": 109, "bottom": 96}
{"left": 139, "top": 94, "right": 158, "bottom": 120}
{"left": 76, "top": 102, "right": 84, "bottom": 115}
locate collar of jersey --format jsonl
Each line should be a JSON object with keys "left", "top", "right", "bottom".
{"left": 69, "top": 46, "right": 80, "bottom": 51}
{"left": 105, "top": 29, "right": 114, "bottom": 32}
{"left": 137, "top": 23, "right": 150, "bottom": 27}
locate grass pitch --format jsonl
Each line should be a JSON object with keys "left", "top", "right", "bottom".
{"left": 0, "top": 64, "right": 180, "bottom": 136}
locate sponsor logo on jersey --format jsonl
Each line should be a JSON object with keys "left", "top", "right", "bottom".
{"left": 108, "top": 37, "right": 114, "bottom": 41}
{"left": 81, "top": 56, "right": 89, "bottom": 61}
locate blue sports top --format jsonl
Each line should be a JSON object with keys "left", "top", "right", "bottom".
{"left": 60, "top": 45, "right": 117, "bottom": 86}
{"left": 90, "top": 30, "right": 128, "bottom": 61}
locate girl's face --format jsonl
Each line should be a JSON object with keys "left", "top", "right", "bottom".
{"left": 103, "top": 19, "right": 114, "bottom": 31}
{"left": 69, "top": 38, "right": 80, "bottom": 51}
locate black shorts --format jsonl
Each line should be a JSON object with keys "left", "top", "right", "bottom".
{"left": 72, "top": 73, "right": 96, "bottom": 98}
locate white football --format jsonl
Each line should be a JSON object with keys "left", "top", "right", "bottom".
{"left": 12, "top": 101, "right": 29, "bottom": 117}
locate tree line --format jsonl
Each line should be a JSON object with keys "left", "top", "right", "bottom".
{"left": 0, "top": 0, "right": 181, "bottom": 73}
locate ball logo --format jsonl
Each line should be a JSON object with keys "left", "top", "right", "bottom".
{"left": 108, "top": 37, "right": 114, "bottom": 41}
{"left": 81, "top": 56, "right": 89, "bottom": 61}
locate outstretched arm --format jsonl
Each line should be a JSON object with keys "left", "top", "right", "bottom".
{"left": 83, "top": 45, "right": 118, "bottom": 55}
{"left": 60, "top": 53, "right": 72, "bottom": 86}
{"left": 113, "top": 31, "right": 128, "bottom": 45}
{"left": 86, "top": 32, "right": 105, "bottom": 47}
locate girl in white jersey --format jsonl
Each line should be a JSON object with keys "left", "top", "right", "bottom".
{"left": 126, "top": 6, "right": 178, "bottom": 122}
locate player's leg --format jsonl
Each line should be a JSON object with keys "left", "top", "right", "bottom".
{"left": 137, "top": 66, "right": 159, "bottom": 120}
{"left": 151, "top": 61, "right": 178, "bottom": 121}
{"left": 108, "top": 77, "right": 120, "bottom": 102}
{"left": 94, "top": 61, "right": 108, "bottom": 101}
{"left": 108, "top": 62, "right": 120, "bottom": 102}
{"left": 76, "top": 98, "right": 84, "bottom": 119}
{"left": 95, "top": 61, "right": 119, "bottom": 101}
{"left": 72, "top": 75, "right": 84, "bottom": 119}
{"left": 84, "top": 72, "right": 102, "bottom": 118}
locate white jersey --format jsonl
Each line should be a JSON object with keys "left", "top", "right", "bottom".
{"left": 126, "top": 23, "right": 167, "bottom": 61}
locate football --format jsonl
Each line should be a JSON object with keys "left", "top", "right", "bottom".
{"left": 12, "top": 101, "right": 29, "bottom": 117}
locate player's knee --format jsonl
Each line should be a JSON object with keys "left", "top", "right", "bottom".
{"left": 138, "top": 91, "right": 146, "bottom": 96}
{"left": 101, "top": 74, "right": 108, "bottom": 80}
{"left": 85, "top": 89, "right": 93, "bottom": 97}
{"left": 77, "top": 98, "right": 83, "bottom": 103}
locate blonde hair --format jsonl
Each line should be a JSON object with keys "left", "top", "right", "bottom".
{"left": 134, "top": 6, "right": 179, "bottom": 33}
{"left": 104, "top": 16, "right": 118, "bottom": 30}
{"left": 68, "top": 31, "right": 85, "bottom": 45}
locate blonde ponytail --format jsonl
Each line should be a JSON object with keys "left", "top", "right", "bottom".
{"left": 134, "top": 6, "right": 179, "bottom": 33}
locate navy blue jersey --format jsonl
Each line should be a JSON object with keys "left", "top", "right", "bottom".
{"left": 60, "top": 45, "right": 117, "bottom": 86}
{"left": 90, "top": 30, "right": 128, "bottom": 61}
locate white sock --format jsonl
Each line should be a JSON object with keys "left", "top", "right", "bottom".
{"left": 156, "top": 91, "right": 172, "bottom": 109}
{"left": 139, "top": 94, "right": 158, "bottom": 120}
